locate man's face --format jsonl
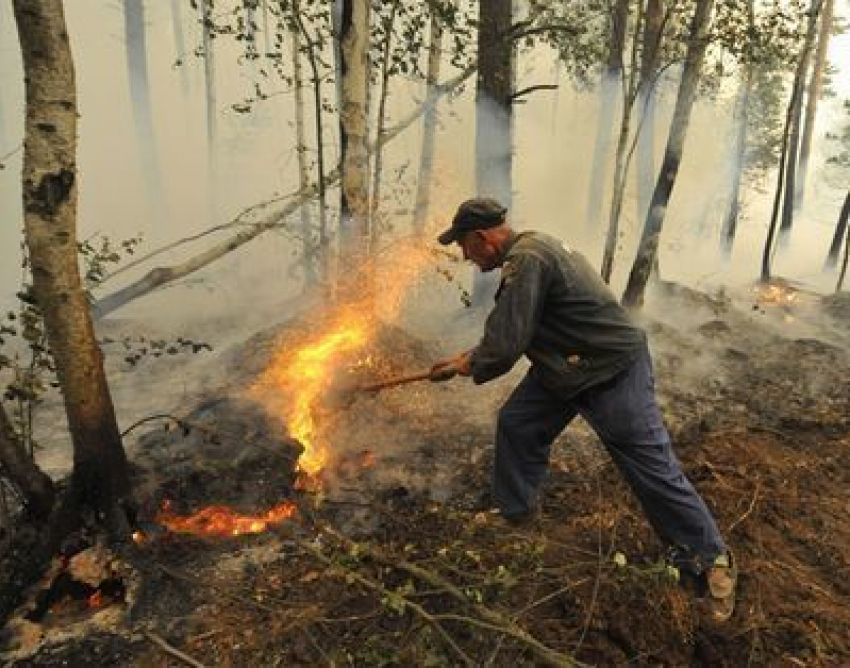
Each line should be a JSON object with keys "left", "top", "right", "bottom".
{"left": 458, "top": 230, "right": 500, "bottom": 272}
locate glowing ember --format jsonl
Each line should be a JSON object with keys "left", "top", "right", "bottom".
{"left": 157, "top": 500, "right": 297, "bottom": 537}
{"left": 755, "top": 284, "right": 798, "bottom": 306}
{"left": 87, "top": 591, "right": 103, "bottom": 608}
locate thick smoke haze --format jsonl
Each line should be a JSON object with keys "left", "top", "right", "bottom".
{"left": 1, "top": 2, "right": 848, "bottom": 322}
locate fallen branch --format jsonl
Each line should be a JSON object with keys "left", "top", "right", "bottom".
{"left": 144, "top": 631, "right": 207, "bottom": 668}
{"left": 319, "top": 527, "right": 583, "bottom": 667}
{"left": 296, "top": 535, "right": 475, "bottom": 666}
{"left": 728, "top": 479, "right": 761, "bottom": 533}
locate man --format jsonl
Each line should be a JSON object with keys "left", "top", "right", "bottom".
{"left": 430, "top": 197, "right": 736, "bottom": 622}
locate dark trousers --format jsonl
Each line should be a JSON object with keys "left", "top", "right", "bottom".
{"left": 494, "top": 347, "right": 726, "bottom": 572}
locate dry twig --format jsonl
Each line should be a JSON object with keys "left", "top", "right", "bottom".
{"left": 144, "top": 631, "right": 206, "bottom": 668}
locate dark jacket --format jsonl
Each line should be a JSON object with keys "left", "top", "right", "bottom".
{"left": 470, "top": 231, "right": 646, "bottom": 398}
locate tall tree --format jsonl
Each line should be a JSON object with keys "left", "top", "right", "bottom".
{"left": 170, "top": 0, "right": 190, "bottom": 94}
{"left": 600, "top": 1, "right": 645, "bottom": 282}
{"left": 762, "top": 0, "right": 822, "bottom": 278}
{"left": 12, "top": 0, "right": 131, "bottom": 533}
{"left": 200, "top": 0, "right": 219, "bottom": 215}
{"left": 777, "top": 0, "right": 823, "bottom": 244}
{"left": 338, "top": 0, "right": 371, "bottom": 289}
{"left": 292, "top": 0, "right": 331, "bottom": 284}
{"left": 290, "top": 5, "right": 317, "bottom": 286}
{"left": 825, "top": 190, "right": 850, "bottom": 272}
{"left": 584, "top": 0, "right": 629, "bottom": 232}
{"left": 719, "top": 0, "right": 755, "bottom": 258}
{"left": 369, "top": 0, "right": 401, "bottom": 248}
{"left": 473, "top": 0, "right": 513, "bottom": 304}
{"left": 124, "top": 0, "right": 166, "bottom": 224}
{"left": 411, "top": 1, "right": 444, "bottom": 236}
{"left": 794, "top": 0, "right": 834, "bottom": 211}
{"left": 622, "top": 0, "right": 715, "bottom": 308}
{"left": 634, "top": 0, "right": 664, "bottom": 228}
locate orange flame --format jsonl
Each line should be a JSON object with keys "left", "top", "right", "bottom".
{"left": 157, "top": 500, "right": 297, "bottom": 537}
{"left": 251, "top": 240, "right": 437, "bottom": 480}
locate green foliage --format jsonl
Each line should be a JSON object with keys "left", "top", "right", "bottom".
{"left": 77, "top": 233, "right": 143, "bottom": 291}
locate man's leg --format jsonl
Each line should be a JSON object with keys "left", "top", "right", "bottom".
{"left": 494, "top": 372, "right": 576, "bottom": 519}
{"left": 576, "top": 348, "right": 727, "bottom": 574}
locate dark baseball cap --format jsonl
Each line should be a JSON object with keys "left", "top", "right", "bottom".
{"left": 437, "top": 197, "right": 507, "bottom": 245}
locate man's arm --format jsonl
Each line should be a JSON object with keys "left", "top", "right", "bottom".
{"left": 470, "top": 252, "right": 549, "bottom": 383}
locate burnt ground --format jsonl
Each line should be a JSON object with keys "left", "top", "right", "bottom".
{"left": 2, "top": 284, "right": 849, "bottom": 666}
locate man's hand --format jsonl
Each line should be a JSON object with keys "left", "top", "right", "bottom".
{"left": 429, "top": 351, "right": 473, "bottom": 382}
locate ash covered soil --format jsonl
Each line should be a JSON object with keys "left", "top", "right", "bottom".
{"left": 4, "top": 285, "right": 850, "bottom": 666}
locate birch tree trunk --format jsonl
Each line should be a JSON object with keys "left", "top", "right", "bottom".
{"left": 0, "top": 404, "right": 54, "bottom": 520}
{"left": 412, "top": 3, "right": 444, "bottom": 236}
{"left": 124, "top": 0, "right": 166, "bottom": 224}
{"left": 370, "top": 0, "right": 400, "bottom": 247}
{"left": 473, "top": 0, "right": 513, "bottom": 305}
{"left": 794, "top": 0, "right": 833, "bottom": 211}
{"left": 200, "top": 0, "right": 219, "bottom": 216}
{"left": 720, "top": 57, "right": 754, "bottom": 257}
{"left": 622, "top": 0, "right": 715, "bottom": 309}
{"left": 290, "top": 14, "right": 317, "bottom": 286}
{"left": 293, "top": 2, "right": 330, "bottom": 284}
{"left": 600, "top": 1, "right": 643, "bottom": 283}
{"left": 170, "top": 0, "right": 189, "bottom": 94}
{"left": 338, "top": 0, "right": 371, "bottom": 291}
{"left": 778, "top": 0, "right": 823, "bottom": 245}
{"left": 585, "top": 0, "right": 629, "bottom": 232}
{"left": 635, "top": 0, "right": 663, "bottom": 229}
{"left": 825, "top": 190, "right": 850, "bottom": 271}
{"left": 12, "top": 0, "right": 131, "bottom": 530}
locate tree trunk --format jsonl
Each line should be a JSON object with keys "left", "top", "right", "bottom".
{"left": 600, "top": 1, "right": 644, "bottom": 283}
{"left": 0, "top": 404, "right": 54, "bottom": 520}
{"left": 124, "top": 0, "right": 166, "bottom": 224}
{"left": 411, "top": 3, "right": 444, "bottom": 236}
{"left": 720, "top": 57, "right": 754, "bottom": 258}
{"left": 293, "top": 2, "right": 330, "bottom": 285}
{"left": 585, "top": 0, "right": 630, "bottom": 232}
{"left": 838, "top": 208, "right": 850, "bottom": 293}
{"left": 12, "top": 0, "right": 131, "bottom": 530}
{"left": 338, "top": 0, "right": 371, "bottom": 291}
{"left": 794, "top": 0, "right": 833, "bottom": 211}
{"left": 170, "top": 0, "right": 189, "bottom": 94}
{"left": 622, "top": 0, "right": 715, "bottom": 309}
{"left": 635, "top": 0, "right": 663, "bottom": 228}
{"left": 242, "top": 0, "right": 258, "bottom": 62}
{"left": 825, "top": 190, "right": 850, "bottom": 271}
{"left": 473, "top": 0, "right": 513, "bottom": 305}
{"left": 370, "top": 0, "right": 400, "bottom": 249}
{"left": 200, "top": 0, "right": 218, "bottom": 216}
{"left": 290, "top": 13, "right": 317, "bottom": 287}
{"left": 291, "top": 29, "right": 317, "bottom": 288}
{"left": 778, "top": 0, "right": 823, "bottom": 245}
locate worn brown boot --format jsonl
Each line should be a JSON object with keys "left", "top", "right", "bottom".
{"left": 704, "top": 551, "right": 737, "bottom": 622}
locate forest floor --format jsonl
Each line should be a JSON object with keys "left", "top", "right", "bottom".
{"left": 2, "top": 281, "right": 849, "bottom": 666}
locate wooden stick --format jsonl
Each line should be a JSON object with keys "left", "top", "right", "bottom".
{"left": 144, "top": 631, "right": 207, "bottom": 668}
{"left": 358, "top": 370, "right": 432, "bottom": 393}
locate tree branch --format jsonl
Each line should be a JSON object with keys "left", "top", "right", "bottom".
{"left": 509, "top": 84, "right": 558, "bottom": 102}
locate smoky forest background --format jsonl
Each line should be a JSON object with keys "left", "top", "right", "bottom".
{"left": 0, "top": 0, "right": 849, "bottom": 665}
